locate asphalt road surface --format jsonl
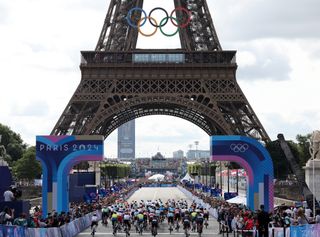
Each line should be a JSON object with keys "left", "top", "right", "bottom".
{"left": 77, "top": 187, "right": 221, "bottom": 237}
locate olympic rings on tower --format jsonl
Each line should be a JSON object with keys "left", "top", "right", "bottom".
{"left": 148, "top": 7, "right": 169, "bottom": 28}
{"left": 138, "top": 17, "right": 158, "bottom": 37}
{"left": 127, "top": 7, "right": 147, "bottom": 28}
{"left": 126, "top": 7, "right": 191, "bottom": 37}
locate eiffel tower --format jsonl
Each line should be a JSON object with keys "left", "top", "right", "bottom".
{"left": 52, "top": 0, "right": 270, "bottom": 143}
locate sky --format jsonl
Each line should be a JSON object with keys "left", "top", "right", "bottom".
{"left": 0, "top": 0, "right": 319, "bottom": 158}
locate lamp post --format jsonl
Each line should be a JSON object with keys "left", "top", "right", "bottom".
{"left": 205, "top": 160, "right": 208, "bottom": 187}
{"left": 313, "top": 155, "right": 315, "bottom": 219}
{"left": 194, "top": 141, "right": 199, "bottom": 160}
{"left": 227, "top": 163, "right": 230, "bottom": 193}
{"left": 188, "top": 144, "right": 192, "bottom": 160}
{"left": 220, "top": 161, "right": 223, "bottom": 190}
{"left": 236, "top": 169, "right": 239, "bottom": 195}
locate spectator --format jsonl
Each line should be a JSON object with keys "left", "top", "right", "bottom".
{"left": 315, "top": 209, "right": 320, "bottom": 224}
{"left": 244, "top": 214, "right": 255, "bottom": 236}
{"left": 13, "top": 213, "right": 28, "bottom": 227}
{"left": 257, "top": 204, "right": 270, "bottom": 237}
{"left": 3, "top": 187, "right": 15, "bottom": 202}
{"left": 297, "top": 208, "right": 309, "bottom": 225}
{"left": 0, "top": 206, "right": 14, "bottom": 225}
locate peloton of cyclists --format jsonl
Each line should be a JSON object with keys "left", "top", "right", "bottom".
{"left": 92, "top": 199, "right": 208, "bottom": 236}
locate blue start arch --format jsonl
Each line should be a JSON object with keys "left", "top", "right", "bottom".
{"left": 211, "top": 136, "right": 274, "bottom": 212}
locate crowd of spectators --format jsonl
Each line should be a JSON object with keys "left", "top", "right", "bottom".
{"left": 0, "top": 182, "right": 138, "bottom": 229}
{"left": 183, "top": 184, "right": 320, "bottom": 236}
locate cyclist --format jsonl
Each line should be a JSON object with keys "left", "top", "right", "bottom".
{"left": 203, "top": 208, "right": 209, "bottom": 228}
{"left": 183, "top": 212, "right": 191, "bottom": 237}
{"left": 101, "top": 206, "right": 109, "bottom": 225}
{"left": 203, "top": 208, "right": 209, "bottom": 221}
{"left": 174, "top": 207, "right": 181, "bottom": 222}
{"left": 191, "top": 210, "right": 198, "bottom": 231}
{"left": 151, "top": 216, "right": 159, "bottom": 236}
{"left": 196, "top": 212, "right": 204, "bottom": 236}
{"left": 137, "top": 211, "right": 144, "bottom": 234}
{"left": 90, "top": 213, "right": 99, "bottom": 236}
{"left": 167, "top": 211, "right": 174, "bottom": 233}
{"left": 111, "top": 212, "right": 118, "bottom": 226}
{"left": 123, "top": 211, "right": 131, "bottom": 230}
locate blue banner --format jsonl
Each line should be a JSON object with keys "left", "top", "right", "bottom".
{"left": 290, "top": 224, "right": 320, "bottom": 237}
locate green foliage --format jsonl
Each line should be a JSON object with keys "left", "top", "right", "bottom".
{"left": 74, "top": 161, "right": 90, "bottom": 171}
{"left": 188, "top": 163, "right": 217, "bottom": 176}
{"left": 0, "top": 123, "right": 26, "bottom": 165}
{"left": 100, "top": 163, "right": 130, "bottom": 179}
{"left": 296, "top": 134, "right": 312, "bottom": 166}
{"left": 187, "top": 163, "right": 201, "bottom": 175}
{"left": 266, "top": 141, "right": 292, "bottom": 179}
{"left": 12, "top": 147, "right": 42, "bottom": 181}
{"left": 266, "top": 134, "right": 312, "bottom": 180}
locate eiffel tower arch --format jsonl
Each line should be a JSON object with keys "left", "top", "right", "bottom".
{"left": 52, "top": 0, "right": 270, "bottom": 143}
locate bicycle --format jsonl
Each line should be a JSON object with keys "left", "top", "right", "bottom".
{"left": 102, "top": 215, "right": 108, "bottom": 226}
{"left": 175, "top": 222, "right": 180, "bottom": 232}
{"left": 138, "top": 221, "right": 144, "bottom": 235}
{"left": 113, "top": 222, "right": 120, "bottom": 236}
{"left": 124, "top": 225, "right": 130, "bottom": 237}
{"left": 197, "top": 223, "right": 203, "bottom": 237}
{"left": 192, "top": 221, "right": 197, "bottom": 232}
{"left": 168, "top": 222, "right": 174, "bottom": 234}
{"left": 91, "top": 224, "right": 97, "bottom": 236}
{"left": 184, "top": 227, "right": 190, "bottom": 237}
{"left": 204, "top": 219, "right": 208, "bottom": 229}
{"left": 151, "top": 225, "right": 158, "bottom": 237}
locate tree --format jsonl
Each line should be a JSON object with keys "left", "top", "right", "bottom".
{"left": 74, "top": 161, "right": 90, "bottom": 172}
{"left": 13, "top": 146, "right": 42, "bottom": 182}
{"left": 266, "top": 141, "right": 292, "bottom": 179}
{"left": 266, "top": 134, "right": 311, "bottom": 180}
{"left": 187, "top": 163, "right": 202, "bottom": 175}
{"left": 296, "top": 134, "right": 312, "bottom": 166}
{"left": 0, "top": 123, "right": 26, "bottom": 165}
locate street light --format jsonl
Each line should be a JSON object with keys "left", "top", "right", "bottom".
{"left": 194, "top": 141, "right": 199, "bottom": 159}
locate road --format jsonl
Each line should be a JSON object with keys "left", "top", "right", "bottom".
{"left": 77, "top": 187, "right": 222, "bottom": 237}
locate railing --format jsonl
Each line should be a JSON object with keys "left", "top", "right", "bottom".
{"left": 0, "top": 211, "right": 101, "bottom": 237}
{"left": 219, "top": 222, "right": 258, "bottom": 237}
{"left": 217, "top": 224, "right": 320, "bottom": 237}
{"left": 80, "top": 50, "right": 237, "bottom": 66}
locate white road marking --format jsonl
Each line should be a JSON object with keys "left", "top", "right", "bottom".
{"left": 152, "top": 190, "right": 158, "bottom": 201}
{"left": 78, "top": 233, "right": 212, "bottom": 235}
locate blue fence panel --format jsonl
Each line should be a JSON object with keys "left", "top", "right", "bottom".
{"left": 0, "top": 226, "right": 26, "bottom": 237}
{"left": 290, "top": 224, "right": 320, "bottom": 237}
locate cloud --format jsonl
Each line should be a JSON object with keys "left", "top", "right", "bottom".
{"left": 0, "top": 3, "right": 6, "bottom": 23}
{"left": 10, "top": 100, "right": 49, "bottom": 117}
{"left": 210, "top": 0, "right": 320, "bottom": 41}
{"left": 261, "top": 112, "right": 320, "bottom": 141}
{"left": 236, "top": 40, "right": 292, "bottom": 81}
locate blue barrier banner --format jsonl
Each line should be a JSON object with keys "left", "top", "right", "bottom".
{"left": 290, "top": 224, "right": 320, "bottom": 237}
{"left": 0, "top": 225, "right": 26, "bottom": 237}
{"left": 0, "top": 211, "right": 102, "bottom": 237}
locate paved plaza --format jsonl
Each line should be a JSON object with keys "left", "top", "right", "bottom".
{"left": 77, "top": 187, "right": 221, "bottom": 237}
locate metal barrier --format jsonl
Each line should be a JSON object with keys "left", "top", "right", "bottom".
{"left": 268, "top": 224, "right": 320, "bottom": 237}
{"left": 219, "top": 221, "right": 230, "bottom": 237}
{"left": 0, "top": 211, "right": 101, "bottom": 237}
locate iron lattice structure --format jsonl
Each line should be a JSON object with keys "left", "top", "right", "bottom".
{"left": 52, "top": 0, "right": 270, "bottom": 143}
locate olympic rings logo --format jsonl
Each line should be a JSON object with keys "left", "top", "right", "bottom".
{"left": 230, "top": 144, "right": 249, "bottom": 153}
{"left": 126, "top": 7, "right": 191, "bottom": 37}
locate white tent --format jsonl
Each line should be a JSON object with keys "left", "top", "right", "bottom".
{"left": 148, "top": 174, "right": 165, "bottom": 181}
{"left": 226, "top": 195, "right": 247, "bottom": 205}
{"left": 180, "top": 173, "right": 194, "bottom": 183}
